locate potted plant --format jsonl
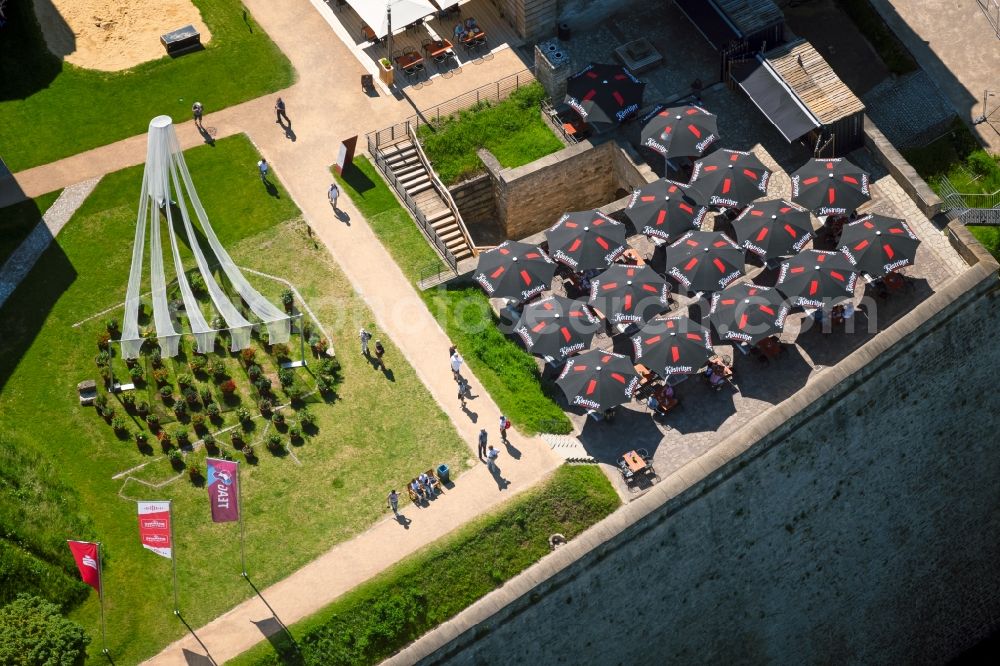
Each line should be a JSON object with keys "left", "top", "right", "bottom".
{"left": 378, "top": 57, "right": 393, "bottom": 86}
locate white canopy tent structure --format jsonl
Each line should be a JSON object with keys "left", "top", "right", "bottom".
{"left": 119, "top": 115, "right": 291, "bottom": 359}
{"left": 345, "top": 0, "right": 437, "bottom": 39}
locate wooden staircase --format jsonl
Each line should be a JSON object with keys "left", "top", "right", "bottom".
{"left": 379, "top": 140, "right": 474, "bottom": 262}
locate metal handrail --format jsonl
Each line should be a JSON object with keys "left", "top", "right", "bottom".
{"left": 406, "top": 122, "right": 476, "bottom": 258}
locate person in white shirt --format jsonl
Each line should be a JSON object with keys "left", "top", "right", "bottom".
{"left": 328, "top": 183, "right": 340, "bottom": 210}
{"left": 450, "top": 350, "right": 463, "bottom": 380}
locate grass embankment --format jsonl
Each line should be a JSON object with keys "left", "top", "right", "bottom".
{"left": 231, "top": 464, "right": 619, "bottom": 666}
{"left": 0, "top": 135, "right": 468, "bottom": 664}
{"left": 833, "top": 0, "right": 918, "bottom": 75}
{"left": 903, "top": 118, "right": 1000, "bottom": 258}
{"left": 334, "top": 158, "right": 572, "bottom": 434}
{"left": 417, "top": 83, "right": 564, "bottom": 185}
{"left": 0, "top": 0, "right": 294, "bottom": 171}
{"left": 0, "top": 190, "right": 62, "bottom": 266}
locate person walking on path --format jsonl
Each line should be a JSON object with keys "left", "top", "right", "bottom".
{"left": 486, "top": 444, "right": 499, "bottom": 472}
{"left": 450, "top": 348, "right": 464, "bottom": 380}
{"left": 257, "top": 159, "right": 269, "bottom": 183}
{"left": 374, "top": 340, "right": 386, "bottom": 369}
{"left": 478, "top": 429, "right": 488, "bottom": 460}
{"left": 275, "top": 97, "right": 290, "bottom": 125}
{"left": 192, "top": 102, "right": 204, "bottom": 129}
{"left": 328, "top": 182, "right": 340, "bottom": 210}
{"left": 359, "top": 327, "right": 371, "bottom": 356}
{"left": 387, "top": 489, "right": 399, "bottom": 515}
{"left": 499, "top": 415, "right": 511, "bottom": 444}
{"left": 458, "top": 377, "right": 471, "bottom": 408}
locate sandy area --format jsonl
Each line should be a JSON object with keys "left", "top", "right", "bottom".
{"left": 31, "top": 0, "right": 212, "bottom": 71}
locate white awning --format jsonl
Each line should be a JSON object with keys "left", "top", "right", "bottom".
{"left": 347, "top": 0, "right": 438, "bottom": 39}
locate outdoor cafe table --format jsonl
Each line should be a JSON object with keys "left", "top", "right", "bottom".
{"left": 424, "top": 39, "right": 453, "bottom": 60}
{"left": 395, "top": 51, "right": 424, "bottom": 69}
{"left": 623, "top": 450, "right": 647, "bottom": 473}
{"left": 755, "top": 336, "right": 781, "bottom": 360}
{"left": 461, "top": 29, "right": 486, "bottom": 46}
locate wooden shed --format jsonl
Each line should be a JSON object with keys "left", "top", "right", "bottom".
{"left": 732, "top": 40, "right": 866, "bottom": 156}
{"left": 675, "top": 0, "right": 784, "bottom": 51}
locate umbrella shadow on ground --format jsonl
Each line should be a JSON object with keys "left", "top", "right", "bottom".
{"left": 578, "top": 406, "right": 666, "bottom": 465}
{"left": 664, "top": 377, "right": 738, "bottom": 434}
{"left": 731, "top": 343, "right": 812, "bottom": 404}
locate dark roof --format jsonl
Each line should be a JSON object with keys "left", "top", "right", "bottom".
{"left": 674, "top": 0, "right": 740, "bottom": 50}
{"left": 732, "top": 60, "right": 820, "bottom": 142}
{"left": 715, "top": 0, "right": 784, "bottom": 36}
{"left": 765, "top": 40, "right": 865, "bottom": 123}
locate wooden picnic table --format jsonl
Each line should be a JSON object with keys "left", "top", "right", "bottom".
{"left": 395, "top": 51, "right": 424, "bottom": 69}
{"left": 623, "top": 450, "right": 647, "bottom": 473}
{"left": 423, "top": 39, "right": 453, "bottom": 59}
{"left": 617, "top": 248, "right": 646, "bottom": 266}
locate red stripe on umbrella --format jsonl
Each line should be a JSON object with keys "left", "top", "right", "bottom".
{"left": 828, "top": 188, "right": 836, "bottom": 204}
{"left": 601, "top": 282, "right": 618, "bottom": 291}
{"left": 759, "top": 305, "right": 775, "bottom": 315}
{"left": 739, "top": 314, "right": 748, "bottom": 329}
{"left": 595, "top": 237, "right": 609, "bottom": 250}
{"left": 791, "top": 266, "right": 805, "bottom": 274}
{"left": 783, "top": 224, "right": 797, "bottom": 238}
{"left": 671, "top": 347, "right": 680, "bottom": 362}
{"left": 568, "top": 239, "right": 582, "bottom": 252}
{"left": 641, "top": 283, "right": 659, "bottom": 292}
{"left": 722, "top": 179, "right": 731, "bottom": 194}
{"left": 583, "top": 90, "right": 597, "bottom": 101}
{"left": 612, "top": 91, "right": 624, "bottom": 106}
{"left": 843, "top": 176, "right": 858, "bottom": 184}
{"left": 532, "top": 322, "right": 546, "bottom": 332}
{"left": 755, "top": 227, "right": 769, "bottom": 242}
{"left": 809, "top": 280, "right": 818, "bottom": 295}
{"left": 623, "top": 294, "right": 633, "bottom": 311}
{"left": 585, "top": 379, "right": 597, "bottom": 394}
{"left": 743, "top": 169, "right": 757, "bottom": 179}
{"left": 490, "top": 266, "right": 505, "bottom": 278}
{"left": 683, "top": 257, "right": 698, "bottom": 271}
{"left": 854, "top": 239, "right": 869, "bottom": 251}
{"left": 688, "top": 124, "right": 702, "bottom": 138}
{"left": 521, "top": 270, "right": 532, "bottom": 285}
{"left": 656, "top": 210, "right": 667, "bottom": 225}
{"left": 803, "top": 177, "right": 818, "bottom": 185}
{"left": 610, "top": 373, "right": 627, "bottom": 383}
{"left": 561, "top": 327, "right": 571, "bottom": 342}
{"left": 646, "top": 335, "right": 662, "bottom": 344}
{"left": 713, "top": 258, "right": 726, "bottom": 272}
{"left": 884, "top": 245, "right": 895, "bottom": 259}
{"left": 830, "top": 271, "right": 845, "bottom": 282}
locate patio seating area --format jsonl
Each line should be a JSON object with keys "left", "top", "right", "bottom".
{"left": 325, "top": 0, "right": 523, "bottom": 89}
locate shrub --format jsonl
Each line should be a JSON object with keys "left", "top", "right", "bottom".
{"left": 173, "top": 401, "right": 187, "bottom": 417}
{"left": 206, "top": 402, "right": 221, "bottom": 418}
{"left": 285, "top": 385, "right": 304, "bottom": 402}
{"left": 273, "top": 343, "right": 291, "bottom": 361}
{"left": 0, "top": 595, "right": 90, "bottom": 665}
{"left": 183, "top": 387, "right": 199, "bottom": 405}
{"left": 190, "top": 413, "right": 205, "bottom": 431}
{"left": 244, "top": 444, "right": 256, "bottom": 460}
{"left": 319, "top": 358, "right": 340, "bottom": 379}
{"left": 220, "top": 379, "right": 238, "bottom": 395}
{"left": 111, "top": 415, "right": 129, "bottom": 434}
{"left": 199, "top": 386, "right": 213, "bottom": 404}
{"left": 137, "top": 401, "right": 149, "bottom": 416}
{"left": 96, "top": 332, "right": 111, "bottom": 350}
{"left": 95, "top": 350, "right": 111, "bottom": 367}
{"left": 168, "top": 449, "right": 183, "bottom": 468}
{"left": 240, "top": 348, "right": 257, "bottom": 365}
{"left": 145, "top": 414, "right": 159, "bottom": 430}
{"left": 151, "top": 348, "right": 162, "bottom": 367}
{"left": 159, "top": 386, "right": 173, "bottom": 400}
{"left": 98, "top": 365, "right": 112, "bottom": 386}
{"left": 202, "top": 432, "right": 216, "bottom": 447}
{"left": 254, "top": 377, "right": 272, "bottom": 394}
{"left": 135, "top": 431, "right": 148, "bottom": 445}
{"left": 298, "top": 408, "right": 316, "bottom": 428}
{"left": 248, "top": 364, "right": 263, "bottom": 381}
{"left": 177, "top": 372, "right": 194, "bottom": 388}
{"left": 152, "top": 367, "right": 170, "bottom": 385}
{"left": 189, "top": 355, "right": 208, "bottom": 374}
{"left": 267, "top": 434, "right": 284, "bottom": 452}
{"left": 98, "top": 404, "right": 115, "bottom": 420}
{"left": 230, "top": 431, "right": 243, "bottom": 449}
{"left": 257, "top": 399, "right": 273, "bottom": 416}
{"left": 159, "top": 431, "right": 173, "bottom": 448}
{"left": 236, "top": 406, "right": 252, "bottom": 422}
{"left": 289, "top": 424, "right": 302, "bottom": 442}
{"left": 129, "top": 364, "right": 144, "bottom": 381}
{"left": 280, "top": 288, "right": 294, "bottom": 309}
{"left": 278, "top": 368, "right": 294, "bottom": 388}
{"left": 121, "top": 392, "right": 136, "bottom": 408}
{"left": 188, "top": 272, "right": 206, "bottom": 295}
{"left": 94, "top": 393, "right": 108, "bottom": 410}
{"left": 175, "top": 428, "right": 189, "bottom": 445}
{"left": 272, "top": 410, "right": 285, "bottom": 425}
{"left": 210, "top": 359, "right": 227, "bottom": 379}
{"left": 188, "top": 464, "right": 203, "bottom": 484}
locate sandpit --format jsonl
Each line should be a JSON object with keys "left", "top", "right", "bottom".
{"left": 32, "top": 0, "right": 213, "bottom": 72}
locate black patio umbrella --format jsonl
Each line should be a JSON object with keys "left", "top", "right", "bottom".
{"left": 733, "top": 199, "right": 815, "bottom": 261}
{"left": 640, "top": 104, "right": 720, "bottom": 159}
{"left": 688, "top": 149, "right": 772, "bottom": 209}
{"left": 565, "top": 63, "right": 646, "bottom": 134}
{"left": 545, "top": 210, "right": 627, "bottom": 271}
{"left": 663, "top": 230, "right": 745, "bottom": 294}
{"left": 513, "top": 296, "right": 601, "bottom": 361}
{"left": 556, "top": 349, "right": 640, "bottom": 412}
{"left": 838, "top": 214, "right": 921, "bottom": 278}
{"left": 624, "top": 179, "right": 710, "bottom": 242}
{"left": 588, "top": 264, "right": 670, "bottom": 326}
{"left": 708, "top": 283, "right": 791, "bottom": 345}
{"left": 775, "top": 249, "right": 859, "bottom": 309}
{"left": 630, "top": 316, "right": 714, "bottom": 377}
{"left": 473, "top": 241, "right": 556, "bottom": 302}
{"left": 790, "top": 157, "right": 871, "bottom": 216}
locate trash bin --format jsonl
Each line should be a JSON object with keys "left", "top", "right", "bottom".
{"left": 557, "top": 22, "right": 571, "bottom": 41}
{"left": 437, "top": 464, "right": 450, "bottom": 484}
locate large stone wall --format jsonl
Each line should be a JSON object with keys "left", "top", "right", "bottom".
{"left": 449, "top": 173, "right": 495, "bottom": 229}
{"left": 388, "top": 226, "right": 1000, "bottom": 665}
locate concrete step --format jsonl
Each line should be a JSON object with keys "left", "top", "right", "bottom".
{"left": 407, "top": 180, "right": 434, "bottom": 197}
{"left": 430, "top": 215, "right": 456, "bottom": 231}
{"left": 385, "top": 150, "right": 418, "bottom": 168}
{"left": 440, "top": 229, "right": 463, "bottom": 245}
{"left": 393, "top": 161, "right": 424, "bottom": 178}
{"left": 399, "top": 170, "right": 429, "bottom": 186}
{"left": 380, "top": 141, "right": 414, "bottom": 159}
{"left": 426, "top": 208, "right": 453, "bottom": 224}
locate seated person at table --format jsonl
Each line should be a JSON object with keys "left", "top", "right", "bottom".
{"left": 647, "top": 393, "right": 677, "bottom": 416}
{"left": 453, "top": 23, "right": 465, "bottom": 39}
{"left": 831, "top": 302, "right": 855, "bottom": 325}
{"left": 418, "top": 472, "right": 436, "bottom": 495}
{"left": 707, "top": 358, "right": 732, "bottom": 378}
{"left": 705, "top": 366, "right": 726, "bottom": 388}
{"left": 410, "top": 478, "right": 426, "bottom": 500}
{"left": 465, "top": 17, "right": 479, "bottom": 32}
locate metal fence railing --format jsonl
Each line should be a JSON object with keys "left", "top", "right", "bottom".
{"left": 938, "top": 176, "right": 1000, "bottom": 226}
{"left": 366, "top": 68, "right": 536, "bottom": 151}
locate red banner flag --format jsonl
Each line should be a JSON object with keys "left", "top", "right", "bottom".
{"left": 137, "top": 501, "right": 172, "bottom": 559}
{"left": 206, "top": 458, "right": 240, "bottom": 523}
{"left": 67, "top": 541, "right": 101, "bottom": 594}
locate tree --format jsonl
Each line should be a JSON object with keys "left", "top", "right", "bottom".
{"left": 0, "top": 594, "right": 90, "bottom": 665}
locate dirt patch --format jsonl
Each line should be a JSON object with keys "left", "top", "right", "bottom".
{"left": 31, "top": 0, "right": 212, "bottom": 72}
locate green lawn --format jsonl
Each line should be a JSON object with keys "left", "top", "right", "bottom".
{"left": 0, "top": 135, "right": 469, "bottom": 664}
{"left": 834, "top": 0, "right": 917, "bottom": 75}
{"left": 0, "top": 189, "right": 62, "bottom": 266}
{"left": 0, "top": 0, "right": 294, "bottom": 171}
{"left": 230, "top": 464, "right": 619, "bottom": 666}
{"left": 334, "top": 157, "right": 572, "bottom": 434}
{"left": 903, "top": 118, "right": 1000, "bottom": 258}
{"left": 417, "top": 83, "right": 564, "bottom": 185}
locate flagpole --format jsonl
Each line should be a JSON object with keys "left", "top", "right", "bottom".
{"left": 97, "top": 542, "right": 109, "bottom": 656}
{"left": 238, "top": 461, "right": 247, "bottom": 578}
{"left": 169, "top": 501, "right": 179, "bottom": 616}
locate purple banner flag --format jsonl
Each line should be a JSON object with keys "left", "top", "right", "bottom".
{"left": 206, "top": 459, "right": 239, "bottom": 523}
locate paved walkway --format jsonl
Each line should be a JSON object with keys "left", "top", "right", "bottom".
{"left": 871, "top": 0, "right": 1000, "bottom": 153}
{"left": 0, "top": 1, "right": 556, "bottom": 664}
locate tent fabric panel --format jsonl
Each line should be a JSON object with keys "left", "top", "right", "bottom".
{"left": 346, "top": 0, "right": 437, "bottom": 38}
{"left": 734, "top": 60, "right": 819, "bottom": 143}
